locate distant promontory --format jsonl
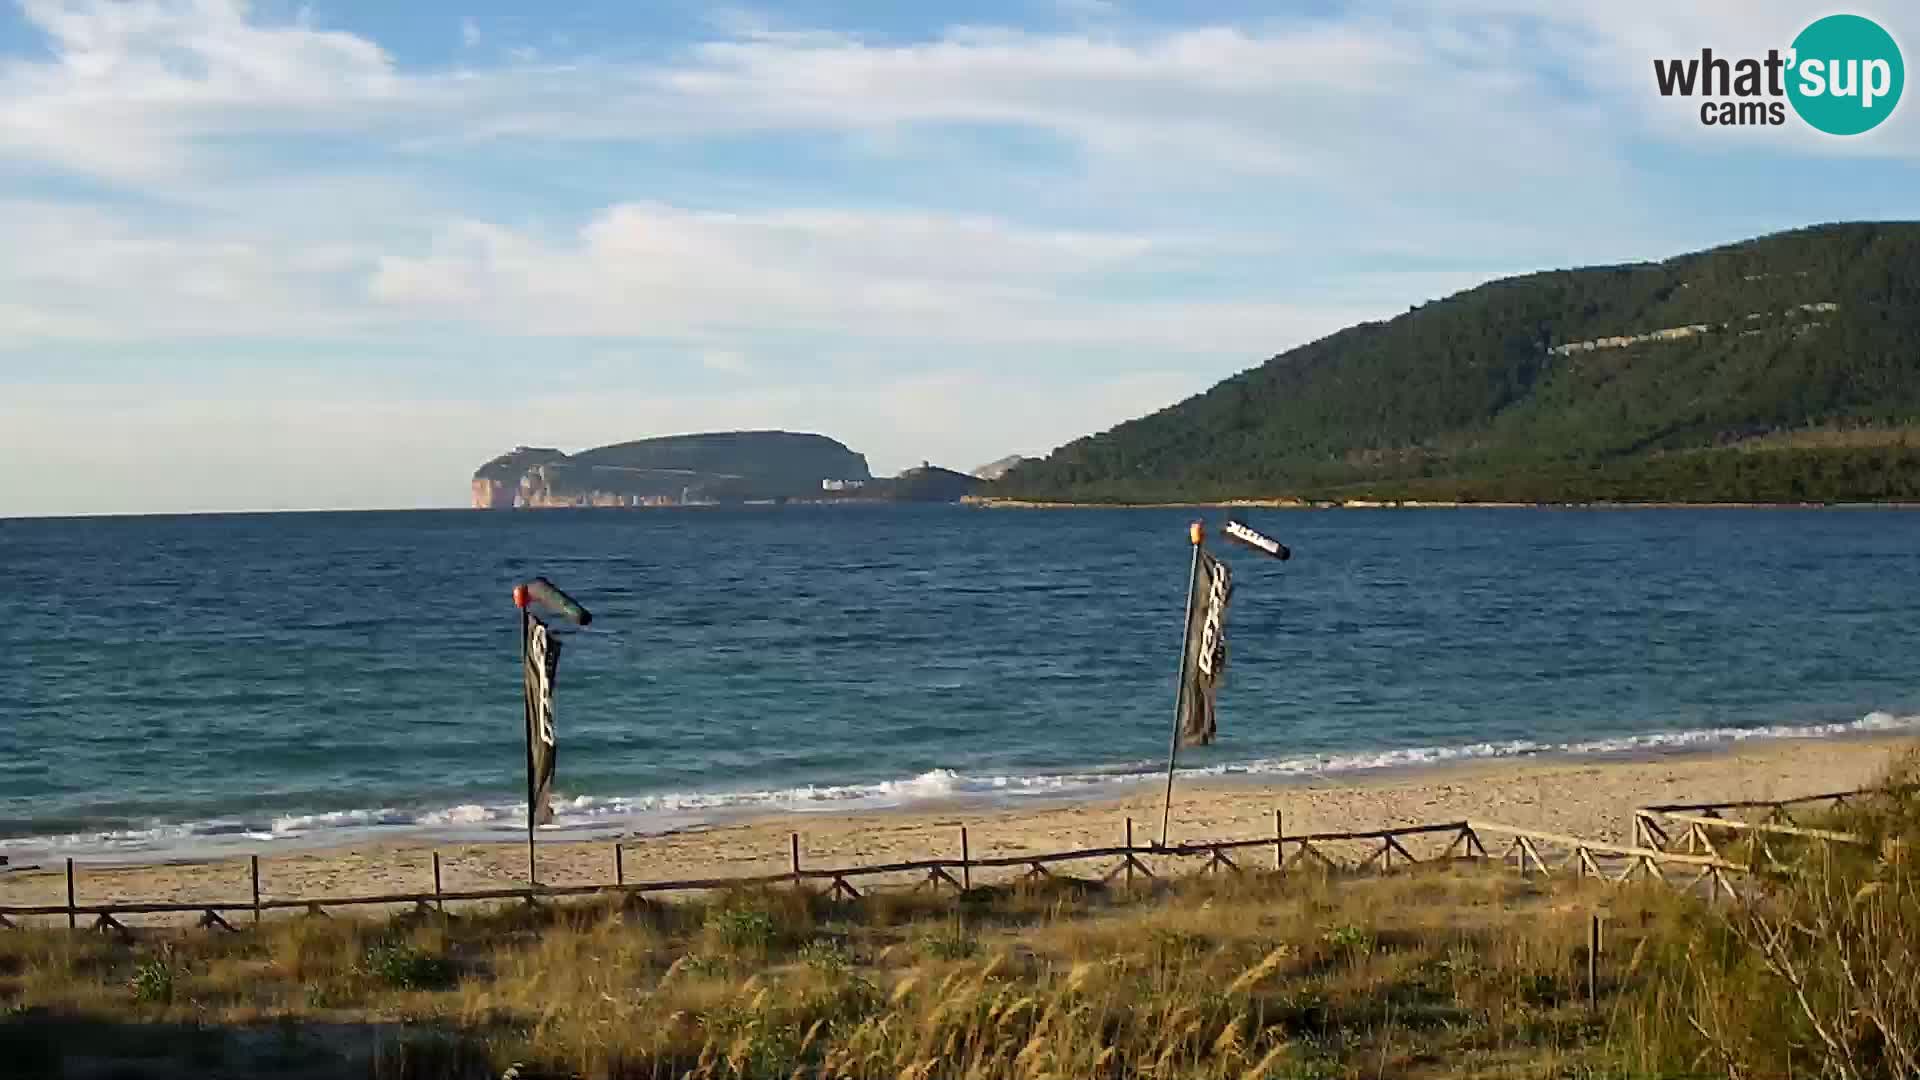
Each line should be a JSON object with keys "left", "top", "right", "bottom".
{"left": 471, "top": 431, "right": 984, "bottom": 507}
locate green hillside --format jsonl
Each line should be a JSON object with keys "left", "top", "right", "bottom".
{"left": 996, "top": 222, "right": 1920, "bottom": 504}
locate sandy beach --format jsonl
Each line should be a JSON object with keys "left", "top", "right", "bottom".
{"left": 3, "top": 733, "right": 1912, "bottom": 924}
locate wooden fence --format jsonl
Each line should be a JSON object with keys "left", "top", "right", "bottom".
{"left": 0, "top": 805, "right": 1816, "bottom": 934}
{"left": 1636, "top": 783, "right": 1916, "bottom": 831}
{"left": 1630, "top": 786, "right": 1913, "bottom": 875}
{"left": 1471, "top": 821, "right": 1748, "bottom": 902}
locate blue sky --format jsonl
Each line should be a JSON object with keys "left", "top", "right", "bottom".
{"left": 0, "top": 0, "right": 1915, "bottom": 515}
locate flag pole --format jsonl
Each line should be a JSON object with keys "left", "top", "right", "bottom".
{"left": 1160, "top": 521, "right": 1204, "bottom": 848}
{"left": 512, "top": 577, "right": 590, "bottom": 893}
{"left": 521, "top": 608, "right": 538, "bottom": 888}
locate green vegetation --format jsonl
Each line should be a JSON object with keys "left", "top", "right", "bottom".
{"left": 3, "top": 756, "right": 1915, "bottom": 1078}
{"left": 126, "top": 949, "right": 178, "bottom": 1006}
{"left": 996, "top": 222, "right": 1920, "bottom": 503}
{"left": 360, "top": 937, "right": 457, "bottom": 992}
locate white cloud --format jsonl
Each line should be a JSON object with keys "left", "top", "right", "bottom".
{"left": 0, "top": 0, "right": 1605, "bottom": 197}
{"left": 363, "top": 202, "right": 1381, "bottom": 355}
{"left": 0, "top": 0, "right": 1910, "bottom": 514}
{"left": 3, "top": 0, "right": 1909, "bottom": 201}
{"left": 447, "top": 18, "right": 1622, "bottom": 195}
{"left": 0, "top": 0, "right": 411, "bottom": 182}
{"left": 0, "top": 199, "right": 381, "bottom": 342}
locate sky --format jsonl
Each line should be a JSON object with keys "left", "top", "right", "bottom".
{"left": 0, "top": 0, "right": 1915, "bottom": 516}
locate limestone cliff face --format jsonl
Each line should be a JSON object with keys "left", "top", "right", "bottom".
{"left": 470, "top": 432, "right": 872, "bottom": 508}
{"left": 470, "top": 446, "right": 570, "bottom": 509}
{"left": 471, "top": 476, "right": 515, "bottom": 509}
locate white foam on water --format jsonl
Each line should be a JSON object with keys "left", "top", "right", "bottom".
{"left": 9, "top": 711, "right": 1915, "bottom": 860}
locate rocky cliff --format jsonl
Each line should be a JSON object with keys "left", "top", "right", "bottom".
{"left": 472, "top": 446, "right": 569, "bottom": 509}
{"left": 471, "top": 432, "right": 872, "bottom": 508}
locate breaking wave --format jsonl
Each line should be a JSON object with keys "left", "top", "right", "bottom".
{"left": 10, "top": 711, "right": 1915, "bottom": 860}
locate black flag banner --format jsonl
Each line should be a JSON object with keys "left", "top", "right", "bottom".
{"left": 523, "top": 613, "right": 562, "bottom": 825}
{"left": 1177, "top": 549, "right": 1233, "bottom": 746}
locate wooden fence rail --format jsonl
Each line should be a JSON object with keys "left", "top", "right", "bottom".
{"left": 1, "top": 811, "right": 1796, "bottom": 933}
{"left": 1468, "top": 820, "right": 1746, "bottom": 900}
{"left": 1638, "top": 783, "right": 1915, "bottom": 822}
{"left": 1627, "top": 783, "right": 1913, "bottom": 876}
{"left": 1634, "top": 809, "right": 1870, "bottom": 853}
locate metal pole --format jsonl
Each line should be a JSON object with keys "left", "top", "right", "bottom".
{"left": 790, "top": 832, "right": 801, "bottom": 885}
{"left": 1274, "top": 810, "right": 1284, "bottom": 871}
{"left": 66, "top": 858, "right": 76, "bottom": 930}
{"left": 434, "top": 853, "right": 444, "bottom": 913}
{"left": 615, "top": 844, "right": 625, "bottom": 888}
{"left": 1160, "top": 527, "right": 1204, "bottom": 848}
{"left": 1125, "top": 817, "right": 1135, "bottom": 889}
{"left": 251, "top": 855, "right": 261, "bottom": 925}
{"left": 522, "top": 610, "right": 537, "bottom": 888}
{"left": 960, "top": 827, "right": 971, "bottom": 891}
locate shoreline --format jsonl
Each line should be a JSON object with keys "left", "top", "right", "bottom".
{"left": 5, "top": 731, "right": 1912, "bottom": 922}
{"left": 10, "top": 710, "right": 1916, "bottom": 866}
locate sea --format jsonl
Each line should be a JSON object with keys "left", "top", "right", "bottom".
{"left": 4, "top": 506, "right": 1918, "bottom": 863}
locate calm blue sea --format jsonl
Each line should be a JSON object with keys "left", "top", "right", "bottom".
{"left": 4, "top": 506, "right": 1918, "bottom": 860}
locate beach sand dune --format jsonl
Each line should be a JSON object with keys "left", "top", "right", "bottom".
{"left": 4, "top": 735, "right": 1912, "bottom": 925}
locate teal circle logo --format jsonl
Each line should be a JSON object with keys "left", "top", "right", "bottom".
{"left": 1787, "top": 14, "right": 1904, "bottom": 135}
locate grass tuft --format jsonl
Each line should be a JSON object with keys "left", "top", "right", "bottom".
{"left": 360, "top": 937, "right": 456, "bottom": 991}
{"left": 128, "top": 948, "right": 179, "bottom": 1005}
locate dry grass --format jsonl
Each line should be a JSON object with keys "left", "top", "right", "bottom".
{"left": 1613, "top": 756, "right": 1920, "bottom": 1080}
{"left": 0, "top": 864, "right": 1646, "bottom": 1079}
{"left": 4, "top": 756, "right": 1916, "bottom": 1079}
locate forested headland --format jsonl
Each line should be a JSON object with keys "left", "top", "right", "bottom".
{"left": 995, "top": 222, "right": 1920, "bottom": 505}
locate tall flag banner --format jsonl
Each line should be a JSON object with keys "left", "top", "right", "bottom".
{"left": 523, "top": 614, "right": 562, "bottom": 825}
{"left": 1177, "top": 549, "right": 1233, "bottom": 746}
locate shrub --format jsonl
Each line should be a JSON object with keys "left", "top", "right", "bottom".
{"left": 1322, "top": 924, "right": 1375, "bottom": 957}
{"left": 360, "top": 940, "right": 455, "bottom": 991}
{"left": 699, "top": 1000, "right": 805, "bottom": 1078}
{"left": 705, "top": 907, "right": 777, "bottom": 955}
{"left": 129, "top": 953, "right": 177, "bottom": 1005}
{"left": 797, "top": 938, "right": 852, "bottom": 975}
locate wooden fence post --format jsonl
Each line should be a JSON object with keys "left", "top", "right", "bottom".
{"left": 1588, "top": 913, "right": 1602, "bottom": 1009}
{"left": 1274, "top": 810, "right": 1284, "bottom": 871}
{"left": 433, "top": 853, "right": 445, "bottom": 913}
{"left": 614, "top": 844, "right": 624, "bottom": 888}
{"left": 790, "top": 833, "right": 801, "bottom": 887}
{"left": 251, "top": 855, "right": 261, "bottom": 925}
{"left": 1125, "top": 818, "right": 1135, "bottom": 889}
{"left": 960, "top": 827, "right": 971, "bottom": 891}
{"left": 66, "top": 858, "right": 76, "bottom": 930}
